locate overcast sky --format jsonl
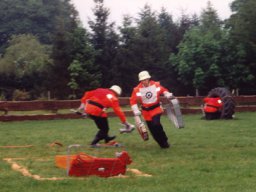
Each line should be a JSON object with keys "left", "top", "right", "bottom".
{"left": 71, "top": 0, "right": 234, "bottom": 28}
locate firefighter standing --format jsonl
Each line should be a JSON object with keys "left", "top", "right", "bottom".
{"left": 78, "top": 85, "right": 134, "bottom": 146}
{"left": 130, "top": 71, "right": 173, "bottom": 148}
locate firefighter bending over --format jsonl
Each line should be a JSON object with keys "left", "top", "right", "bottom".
{"left": 78, "top": 85, "right": 134, "bottom": 146}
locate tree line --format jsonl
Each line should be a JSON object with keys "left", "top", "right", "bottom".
{"left": 0, "top": 0, "right": 255, "bottom": 100}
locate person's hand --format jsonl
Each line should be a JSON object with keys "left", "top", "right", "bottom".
{"left": 78, "top": 103, "right": 85, "bottom": 110}
{"left": 124, "top": 122, "right": 135, "bottom": 129}
{"left": 164, "top": 91, "right": 174, "bottom": 99}
{"left": 133, "top": 110, "right": 141, "bottom": 116}
{"left": 120, "top": 122, "right": 135, "bottom": 133}
{"left": 131, "top": 104, "right": 141, "bottom": 116}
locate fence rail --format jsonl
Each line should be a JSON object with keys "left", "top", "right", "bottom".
{"left": 0, "top": 96, "right": 255, "bottom": 121}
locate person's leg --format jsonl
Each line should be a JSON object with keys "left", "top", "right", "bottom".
{"left": 146, "top": 114, "right": 169, "bottom": 148}
{"left": 89, "top": 115, "right": 108, "bottom": 145}
{"left": 89, "top": 115, "right": 115, "bottom": 144}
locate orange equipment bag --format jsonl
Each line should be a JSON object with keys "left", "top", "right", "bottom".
{"left": 55, "top": 151, "right": 132, "bottom": 177}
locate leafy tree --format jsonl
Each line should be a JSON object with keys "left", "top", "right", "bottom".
{"left": 227, "top": 0, "right": 256, "bottom": 94}
{"left": 67, "top": 59, "right": 83, "bottom": 99}
{"left": 0, "top": 34, "right": 52, "bottom": 98}
{"left": 193, "top": 67, "right": 205, "bottom": 96}
{"left": 0, "top": 34, "right": 52, "bottom": 77}
{"left": 170, "top": 3, "right": 227, "bottom": 95}
{"left": 219, "top": 37, "right": 253, "bottom": 94}
{"left": 0, "top": 0, "right": 79, "bottom": 53}
{"left": 0, "top": 0, "right": 83, "bottom": 99}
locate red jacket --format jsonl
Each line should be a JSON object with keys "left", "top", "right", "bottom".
{"left": 130, "top": 80, "right": 169, "bottom": 121}
{"left": 81, "top": 88, "right": 126, "bottom": 123}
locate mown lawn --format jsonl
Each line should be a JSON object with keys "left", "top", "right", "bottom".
{"left": 0, "top": 112, "right": 255, "bottom": 192}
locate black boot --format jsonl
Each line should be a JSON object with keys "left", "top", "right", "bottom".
{"left": 160, "top": 142, "right": 170, "bottom": 149}
{"left": 105, "top": 135, "right": 116, "bottom": 143}
{"left": 91, "top": 136, "right": 101, "bottom": 145}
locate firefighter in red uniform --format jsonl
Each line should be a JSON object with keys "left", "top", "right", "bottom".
{"left": 78, "top": 85, "right": 134, "bottom": 146}
{"left": 130, "top": 71, "right": 173, "bottom": 148}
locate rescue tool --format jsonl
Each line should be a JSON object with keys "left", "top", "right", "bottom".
{"left": 134, "top": 115, "right": 149, "bottom": 141}
{"left": 165, "top": 98, "right": 184, "bottom": 128}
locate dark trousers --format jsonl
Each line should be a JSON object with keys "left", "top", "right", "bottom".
{"left": 146, "top": 114, "right": 169, "bottom": 147}
{"left": 89, "top": 115, "right": 109, "bottom": 145}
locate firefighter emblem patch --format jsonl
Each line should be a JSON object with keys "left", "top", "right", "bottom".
{"left": 145, "top": 92, "right": 153, "bottom": 99}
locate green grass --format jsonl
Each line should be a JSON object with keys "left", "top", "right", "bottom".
{"left": 0, "top": 112, "right": 256, "bottom": 192}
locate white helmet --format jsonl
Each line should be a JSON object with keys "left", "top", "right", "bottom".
{"left": 138, "top": 71, "right": 151, "bottom": 81}
{"left": 110, "top": 85, "right": 122, "bottom": 96}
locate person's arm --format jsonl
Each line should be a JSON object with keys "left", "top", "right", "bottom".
{"left": 76, "top": 92, "right": 87, "bottom": 111}
{"left": 130, "top": 88, "right": 141, "bottom": 116}
{"left": 78, "top": 90, "right": 93, "bottom": 111}
{"left": 163, "top": 91, "right": 174, "bottom": 99}
{"left": 81, "top": 91, "right": 93, "bottom": 104}
{"left": 111, "top": 98, "right": 135, "bottom": 133}
{"left": 111, "top": 98, "right": 126, "bottom": 123}
{"left": 157, "top": 82, "right": 173, "bottom": 99}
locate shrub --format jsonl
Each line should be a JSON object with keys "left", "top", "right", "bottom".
{"left": 12, "top": 89, "right": 30, "bottom": 101}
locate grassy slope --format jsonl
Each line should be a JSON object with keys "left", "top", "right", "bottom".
{"left": 0, "top": 112, "right": 255, "bottom": 192}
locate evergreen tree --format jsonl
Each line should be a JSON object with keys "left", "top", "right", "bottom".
{"left": 158, "top": 8, "right": 179, "bottom": 53}
{"left": 133, "top": 5, "right": 167, "bottom": 81}
{"left": 112, "top": 16, "right": 138, "bottom": 95}
{"left": 157, "top": 9, "right": 181, "bottom": 93}
{"left": 88, "top": 0, "right": 119, "bottom": 88}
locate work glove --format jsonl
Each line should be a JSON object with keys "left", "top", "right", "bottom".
{"left": 131, "top": 104, "right": 141, "bottom": 116}
{"left": 164, "top": 91, "right": 174, "bottom": 99}
{"left": 76, "top": 103, "right": 88, "bottom": 117}
{"left": 78, "top": 103, "right": 85, "bottom": 110}
{"left": 120, "top": 122, "right": 135, "bottom": 133}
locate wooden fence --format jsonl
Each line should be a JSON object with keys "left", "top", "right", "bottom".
{"left": 0, "top": 96, "right": 255, "bottom": 121}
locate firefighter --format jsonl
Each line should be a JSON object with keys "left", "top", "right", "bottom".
{"left": 78, "top": 85, "right": 134, "bottom": 146}
{"left": 130, "top": 71, "right": 173, "bottom": 148}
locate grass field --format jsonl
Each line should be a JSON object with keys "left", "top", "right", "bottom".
{"left": 0, "top": 112, "right": 255, "bottom": 192}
